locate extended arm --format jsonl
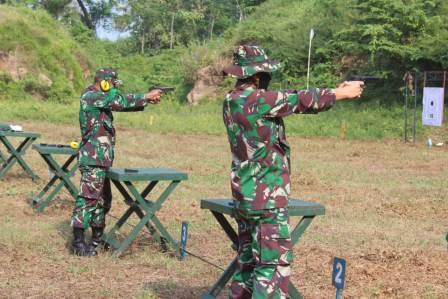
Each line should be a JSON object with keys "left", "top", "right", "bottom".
{"left": 81, "top": 88, "right": 147, "bottom": 111}
{"left": 259, "top": 81, "right": 364, "bottom": 118}
{"left": 258, "top": 88, "right": 336, "bottom": 118}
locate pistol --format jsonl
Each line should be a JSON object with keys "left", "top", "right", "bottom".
{"left": 149, "top": 86, "right": 176, "bottom": 93}
{"left": 347, "top": 75, "right": 381, "bottom": 84}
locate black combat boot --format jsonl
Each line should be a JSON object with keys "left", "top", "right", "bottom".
{"left": 72, "top": 228, "right": 94, "bottom": 256}
{"left": 88, "top": 227, "right": 104, "bottom": 255}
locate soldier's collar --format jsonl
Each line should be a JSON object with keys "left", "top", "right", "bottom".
{"left": 87, "top": 84, "right": 100, "bottom": 92}
{"left": 235, "top": 81, "right": 256, "bottom": 91}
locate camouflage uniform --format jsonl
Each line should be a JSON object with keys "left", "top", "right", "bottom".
{"left": 223, "top": 46, "right": 336, "bottom": 298}
{"left": 71, "top": 68, "right": 148, "bottom": 229}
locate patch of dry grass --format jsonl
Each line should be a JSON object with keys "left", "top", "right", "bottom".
{"left": 0, "top": 120, "right": 447, "bottom": 298}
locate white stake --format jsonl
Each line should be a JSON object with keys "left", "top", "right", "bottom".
{"left": 307, "top": 28, "right": 315, "bottom": 90}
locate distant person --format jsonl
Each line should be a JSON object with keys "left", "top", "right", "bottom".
{"left": 71, "top": 67, "right": 162, "bottom": 256}
{"left": 222, "top": 45, "right": 363, "bottom": 298}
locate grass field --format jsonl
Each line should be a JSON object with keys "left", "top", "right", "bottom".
{"left": 0, "top": 97, "right": 436, "bottom": 140}
{"left": 0, "top": 120, "right": 447, "bottom": 298}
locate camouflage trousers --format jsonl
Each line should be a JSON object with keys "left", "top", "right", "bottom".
{"left": 71, "top": 165, "right": 112, "bottom": 229}
{"left": 230, "top": 207, "right": 293, "bottom": 299}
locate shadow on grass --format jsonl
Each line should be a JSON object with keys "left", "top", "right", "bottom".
{"left": 142, "top": 280, "right": 211, "bottom": 299}
{"left": 55, "top": 219, "right": 73, "bottom": 253}
{"left": 0, "top": 171, "right": 40, "bottom": 184}
{"left": 54, "top": 217, "right": 175, "bottom": 257}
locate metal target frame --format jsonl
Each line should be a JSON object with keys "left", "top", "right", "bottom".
{"left": 403, "top": 71, "right": 418, "bottom": 143}
{"left": 403, "top": 70, "right": 447, "bottom": 143}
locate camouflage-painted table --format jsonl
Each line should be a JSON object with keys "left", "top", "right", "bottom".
{"left": 103, "top": 168, "right": 188, "bottom": 256}
{"left": 200, "top": 198, "right": 325, "bottom": 299}
{"left": 0, "top": 130, "right": 40, "bottom": 180}
{"left": 31, "top": 144, "right": 79, "bottom": 212}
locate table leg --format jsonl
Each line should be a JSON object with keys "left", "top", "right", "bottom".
{"left": 103, "top": 205, "right": 136, "bottom": 250}
{"left": 290, "top": 216, "right": 315, "bottom": 245}
{"left": 106, "top": 179, "right": 184, "bottom": 256}
{"left": 34, "top": 171, "right": 62, "bottom": 211}
{"left": 0, "top": 136, "right": 38, "bottom": 180}
{"left": 42, "top": 154, "right": 78, "bottom": 197}
{"left": 211, "top": 211, "right": 238, "bottom": 249}
{"left": 33, "top": 154, "right": 78, "bottom": 212}
{"left": 287, "top": 216, "right": 315, "bottom": 299}
{"left": 203, "top": 213, "right": 315, "bottom": 298}
{"left": 201, "top": 257, "right": 238, "bottom": 299}
{"left": 114, "top": 207, "right": 157, "bottom": 256}
{"left": 201, "top": 212, "right": 239, "bottom": 298}
{"left": 0, "top": 150, "right": 6, "bottom": 164}
{"left": 126, "top": 180, "right": 181, "bottom": 253}
{"left": 132, "top": 207, "right": 164, "bottom": 247}
{"left": 141, "top": 181, "right": 158, "bottom": 198}
{"left": 105, "top": 180, "right": 160, "bottom": 255}
{"left": 287, "top": 283, "right": 303, "bottom": 299}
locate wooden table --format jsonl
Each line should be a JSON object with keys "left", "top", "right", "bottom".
{"left": 0, "top": 130, "right": 40, "bottom": 180}
{"left": 103, "top": 167, "right": 188, "bottom": 256}
{"left": 200, "top": 198, "right": 325, "bottom": 299}
{"left": 31, "top": 144, "right": 79, "bottom": 212}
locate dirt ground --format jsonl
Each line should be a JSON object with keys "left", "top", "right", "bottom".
{"left": 0, "top": 120, "right": 447, "bottom": 299}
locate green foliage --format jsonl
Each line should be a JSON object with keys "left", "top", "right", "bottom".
{"left": 112, "top": 0, "right": 266, "bottom": 54}
{"left": 40, "top": 0, "right": 72, "bottom": 17}
{"left": 219, "top": 0, "right": 448, "bottom": 104}
{"left": 0, "top": 5, "right": 89, "bottom": 102}
{"left": 0, "top": 97, "right": 433, "bottom": 139}
{"left": 74, "top": 34, "right": 191, "bottom": 98}
{"left": 1, "top": 0, "right": 447, "bottom": 141}
{"left": 414, "top": 1, "right": 448, "bottom": 68}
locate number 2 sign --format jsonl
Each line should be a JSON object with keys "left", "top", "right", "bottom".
{"left": 332, "top": 257, "right": 346, "bottom": 290}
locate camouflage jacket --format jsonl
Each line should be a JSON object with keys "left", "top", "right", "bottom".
{"left": 78, "top": 85, "right": 147, "bottom": 167}
{"left": 223, "top": 82, "right": 336, "bottom": 211}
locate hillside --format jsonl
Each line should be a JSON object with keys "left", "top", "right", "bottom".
{"left": 3, "top": 0, "right": 448, "bottom": 104}
{"left": 188, "top": 0, "right": 448, "bottom": 103}
{"left": 0, "top": 5, "right": 90, "bottom": 103}
{"left": 0, "top": 2, "right": 446, "bottom": 140}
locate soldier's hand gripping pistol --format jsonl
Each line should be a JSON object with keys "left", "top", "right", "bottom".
{"left": 341, "top": 75, "right": 382, "bottom": 98}
{"left": 149, "top": 86, "right": 176, "bottom": 94}
{"left": 146, "top": 86, "right": 175, "bottom": 104}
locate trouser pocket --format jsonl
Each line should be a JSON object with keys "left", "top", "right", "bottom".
{"left": 259, "top": 223, "right": 293, "bottom": 265}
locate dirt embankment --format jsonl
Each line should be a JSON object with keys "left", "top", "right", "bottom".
{"left": 0, "top": 49, "right": 31, "bottom": 82}
{"left": 187, "top": 56, "right": 230, "bottom": 105}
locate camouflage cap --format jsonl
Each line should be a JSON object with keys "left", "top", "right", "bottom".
{"left": 94, "top": 67, "right": 118, "bottom": 82}
{"left": 223, "top": 45, "right": 281, "bottom": 79}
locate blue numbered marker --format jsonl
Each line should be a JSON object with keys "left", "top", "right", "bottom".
{"left": 180, "top": 221, "right": 189, "bottom": 260}
{"left": 332, "top": 257, "right": 347, "bottom": 299}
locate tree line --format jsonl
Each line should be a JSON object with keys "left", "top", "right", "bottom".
{"left": 0, "top": 0, "right": 267, "bottom": 54}
{"left": 2, "top": 0, "right": 448, "bottom": 102}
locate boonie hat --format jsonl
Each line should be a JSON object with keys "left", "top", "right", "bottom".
{"left": 94, "top": 67, "right": 118, "bottom": 82}
{"left": 223, "top": 45, "right": 281, "bottom": 79}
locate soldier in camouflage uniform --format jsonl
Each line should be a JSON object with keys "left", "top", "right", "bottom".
{"left": 222, "top": 45, "right": 363, "bottom": 298}
{"left": 71, "top": 67, "right": 162, "bottom": 256}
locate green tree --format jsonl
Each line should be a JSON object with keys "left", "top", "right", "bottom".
{"left": 112, "top": 0, "right": 268, "bottom": 54}
{"left": 332, "top": 0, "right": 426, "bottom": 76}
{"left": 114, "top": 0, "right": 164, "bottom": 53}
{"left": 415, "top": 0, "right": 448, "bottom": 68}
{"left": 41, "top": 0, "right": 71, "bottom": 18}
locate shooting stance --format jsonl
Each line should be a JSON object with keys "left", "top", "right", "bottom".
{"left": 222, "top": 45, "right": 363, "bottom": 298}
{"left": 71, "top": 67, "right": 162, "bottom": 256}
